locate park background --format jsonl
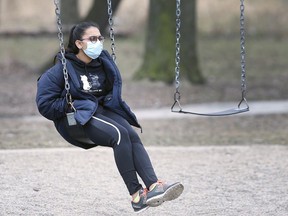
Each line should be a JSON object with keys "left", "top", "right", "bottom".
{"left": 1, "top": 1, "right": 288, "bottom": 215}
{"left": 0, "top": 0, "right": 288, "bottom": 148}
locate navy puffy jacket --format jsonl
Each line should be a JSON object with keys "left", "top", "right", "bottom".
{"left": 36, "top": 50, "right": 140, "bottom": 148}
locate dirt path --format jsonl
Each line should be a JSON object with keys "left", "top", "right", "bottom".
{"left": 1, "top": 145, "right": 288, "bottom": 216}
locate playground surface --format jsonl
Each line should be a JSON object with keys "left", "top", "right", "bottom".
{"left": 1, "top": 145, "right": 288, "bottom": 216}
{"left": 0, "top": 100, "right": 288, "bottom": 215}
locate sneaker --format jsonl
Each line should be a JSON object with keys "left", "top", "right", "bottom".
{"left": 131, "top": 188, "right": 149, "bottom": 213}
{"left": 146, "top": 180, "right": 184, "bottom": 207}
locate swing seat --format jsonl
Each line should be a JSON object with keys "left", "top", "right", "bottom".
{"left": 65, "top": 121, "right": 95, "bottom": 145}
{"left": 171, "top": 98, "right": 249, "bottom": 117}
{"left": 171, "top": 0, "right": 249, "bottom": 117}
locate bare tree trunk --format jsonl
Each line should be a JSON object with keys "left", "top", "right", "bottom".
{"left": 61, "top": 0, "right": 80, "bottom": 30}
{"left": 84, "top": 0, "right": 121, "bottom": 33}
{"left": 181, "top": 0, "right": 204, "bottom": 83}
{"left": 135, "top": 0, "right": 204, "bottom": 84}
{"left": 134, "top": 0, "right": 175, "bottom": 83}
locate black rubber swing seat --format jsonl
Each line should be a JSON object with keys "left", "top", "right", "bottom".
{"left": 171, "top": 98, "right": 249, "bottom": 117}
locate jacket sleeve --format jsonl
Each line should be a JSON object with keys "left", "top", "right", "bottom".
{"left": 36, "top": 65, "right": 68, "bottom": 121}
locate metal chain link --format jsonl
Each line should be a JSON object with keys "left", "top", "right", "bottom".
{"left": 240, "top": 0, "right": 247, "bottom": 99}
{"left": 54, "top": 0, "right": 73, "bottom": 105}
{"left": 107, "top": 0, "right": 116, "bottom": 62}
{"left": 174, "top": 0, "right": 181, "bottom": 104}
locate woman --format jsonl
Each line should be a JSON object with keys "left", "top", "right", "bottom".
{"left": 36, "top": 21, "right": 183, "bottom": 213}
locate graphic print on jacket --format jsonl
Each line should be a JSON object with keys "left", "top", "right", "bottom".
{"left": 80, "top": 74, "right": 102, "bottom": 92}
{"left": 80, "top": 72, "right": 105, "bottom": 95}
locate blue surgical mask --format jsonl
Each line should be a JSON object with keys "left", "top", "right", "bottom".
{"left": 83, "top": 41, "right": 103, "bottom": 59}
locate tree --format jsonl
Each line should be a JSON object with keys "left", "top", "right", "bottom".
{"left": 135, "top": 0, "right": 204, "bottom": 84}
{"left": 61, "top": 0, "right": 121, "bottom": 31}
{"left": 61, "top": 0, "right": 80, "bottom": 30}
{"left": 85, "top": 0, "right": 121, "bottom": 32}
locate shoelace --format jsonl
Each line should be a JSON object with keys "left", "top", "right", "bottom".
{"left": 142, "top": 188, "right": 148, "bottom": 196}
{"left": 157, "top": 180, "right": 164, "bottom": 185}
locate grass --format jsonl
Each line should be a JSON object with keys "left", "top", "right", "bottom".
{"left": 138, "top": 114, "right": 288, "bottom": 146}
{"left": 1, "top": 113, "right": 288, "bottom": 149}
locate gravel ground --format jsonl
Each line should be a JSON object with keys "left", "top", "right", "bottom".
{"left": 1, "top": 49, "right": 288, "bottom": 216}
{"left": 1, "top": 145, "right": 288, "bottom": 216}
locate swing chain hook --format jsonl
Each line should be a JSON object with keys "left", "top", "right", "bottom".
{"left": 171, "top": 90, "right": 183, "bottom": 112}
{"left": 237, "top": 97, "right": 249, "bottom": 110}
{"left": 107, "top": 0, "right": 117, "bottom": 62}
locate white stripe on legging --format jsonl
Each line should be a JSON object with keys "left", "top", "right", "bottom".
{"left": 92, "top": 116, "right": 121, "bottom": 145}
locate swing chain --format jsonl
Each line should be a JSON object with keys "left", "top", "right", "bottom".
{"left": 240, "top": 0, "right": 247, "bottom": 99}
{"left": 54, "top": 0, "right": 73, "bottom": 105}
{"left": 173, "top": 0, "right": 182, "bottom": 109}
{"left": 107, "top": 0, "right": 116, "bottom": 62}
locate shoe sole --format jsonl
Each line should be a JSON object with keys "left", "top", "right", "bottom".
{"left": 146, "top": 182, "right": 184, "bottom": 207}
{"left": 134, "top": 206, "right": 149, "bottom": 214}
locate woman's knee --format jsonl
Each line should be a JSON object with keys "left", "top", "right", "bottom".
{"left": 117, "top": 126, "right": 130, "bottom": 144}
{"left": 105, "top": 125, "right": 131, "bottom": 147}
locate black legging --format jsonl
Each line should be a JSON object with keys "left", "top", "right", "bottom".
{"left": 83, "top": 106, "right": 158, "bottom": 195}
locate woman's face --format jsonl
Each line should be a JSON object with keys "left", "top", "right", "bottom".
{"left": 76, "top": 26, "right": 101, "bottom": 50}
